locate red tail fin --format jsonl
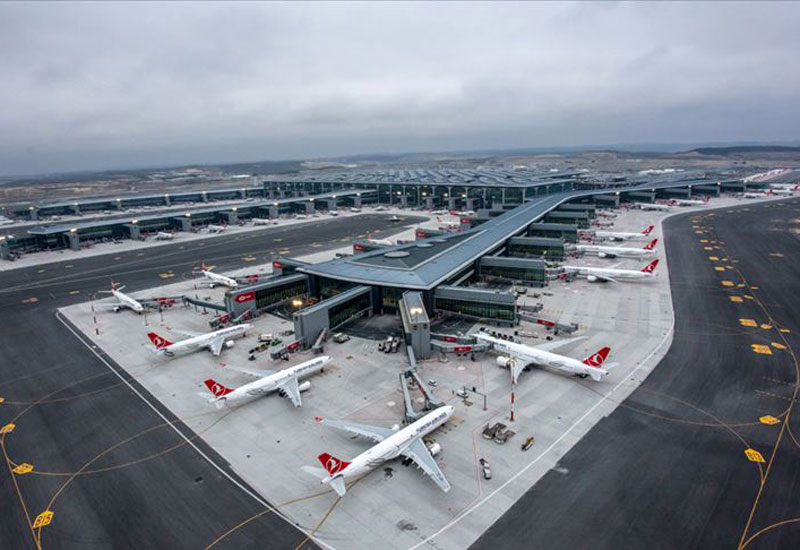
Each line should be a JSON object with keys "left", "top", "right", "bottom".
{"left": 641, "top": 259, "right": 659, "bottom": 273}
{"left": 318, "top": 452, "right": 350, "bottom": 475}
{"left": 204, "top": 379, "right": 234, "bottom": 397}
{"left": 147, "top": 332, "right": 173, "bottom": 348}
{"left": 583, "top": 347, "right": 611, "bottom": 367}
{"left": 643, "top": 238, "right": 658, "bottom": 251}
{"left": 642, "top": 225, "right": 654, "bottom": 235}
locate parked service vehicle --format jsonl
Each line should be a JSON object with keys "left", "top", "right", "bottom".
{"left": 333, "top": 333, "right": 350, "bottom": 343}
{"left": 522, "top": 436, "right": 535, "bottom": 451}
{"left": 479, "top": 458, "right": 492, "bottom": 480}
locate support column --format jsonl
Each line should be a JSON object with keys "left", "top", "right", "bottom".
{"left": 164, "top": 195, "right": 171, "bottom": 206}
{"left": 447, "top": 198, "right": 456, "bottom": 210}
{"left": 425, "top": 197, "right": 435, "bottom": 210}
{"left": 124, "top": 224, "right": 141, "bottom": 240}
{"left": 325, "top": 198, "right": 337, "bottom": 211}
{"left": 70, "top": 205, "right": 81, "bottom": 216}
{"left": 0, "top": 238, "right": 10, "bottom": 260}
{"left": 201, "top": 192, "right": 208, "bottom": 203}
{"left": 28, "top": 207, "right": 38, "bottom": 221}
{"left": 268, "top": 206, "right": 279, "bottom": 219}
{"left": 225, "top": 211, "right": 238, "bottom": 225}
{"left": 466, "top": 198, "right": 476, "bottom": 211}
{"left": 175, "top": 217, "right": 193, "bottom": 232}
{"left": 304, "top": 202, "right": 315, "bottom": 215}
{"left": 352, "top": 196, "right": 362, "bottom": 208}
{"left": 400, "top": 194, "right": 408, "bottom": 208}
{"left": 67, "top": 231, "right": 81, "bottom": 251}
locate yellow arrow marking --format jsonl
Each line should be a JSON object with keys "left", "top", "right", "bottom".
{"left": 751, "top": 344, "right": 773, "bottom": 355}
{"left": 21, "top": 297, "right": 39, "bottom": 304}
{"left": 761, "top": 324, "right": 773, "bottom": 330}
{"left": 1, "top": 423, "right": 16, "bottom": 434}
{"left": 714, "top": 267, "right": 725, "bottom": 272}
{"left": 721, "top": 281, "right": 734, "bottom": 287}
{"left": 772, "top": 342, "right": 787, "bottom": 350}
{"left": 730, "top": 296, "right": 743, "bottom": 303}
{"left": 709, "top": 256, "right": 719, "bottom": 261}
{"left": 739, "top": 319, "right": 757, "bottom": 327}
{"left": 760, "top": 415, "right": 780, "bottom": 425}
{"left": 780, "top": 328, "right": 791, "bottom": 334}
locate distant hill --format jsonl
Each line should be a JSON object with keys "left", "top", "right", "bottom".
{"left": 687, "top": 145, "right": 800, "bottom": 156}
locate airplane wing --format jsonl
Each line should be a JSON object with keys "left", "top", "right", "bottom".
{"left": 400, "top": 439, "right": 451, "bottom": 493}
{"left": 226, "top": 366, "right": 276, "bottom": 379}
{"left": 535, "top": 335, "right": 586, "bottom": 353}
{"left": 208, "top": 336, "right": 225, "bottom": 356}
{"left": 599, "top": 275, "right": 619, "bottom": 283}
{"left": 277, "top": 376, "right": 302, "bottom": 407}
{"left": 324, "top": 419, "right": 395, "bottom": 444}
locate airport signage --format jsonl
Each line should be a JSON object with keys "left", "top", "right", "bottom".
{"left": 235, "top": 292, "right": 256, "bottom": 303}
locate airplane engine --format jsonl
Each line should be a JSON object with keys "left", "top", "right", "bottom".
{"left": 497, "top": 356, "right": 513, "bottom": 368}
{"left": 209, "top": 283, "right": 216, "bottom": 289}
{"left": 587, "top": 275, "right": 598, "bottom": 283}
{"left": 299, "top": 380, "right": 311, "bottom": 392}
{"left": 113, "top": 306, "right": 121, "bottom": 313}
{"left": 425, "top": 442, "right": 442, "bottom": 456}
{"left": 225, "top": 340, "right": 235, "bottom": 349}
{"left": 598, "top": 252, "right": 616, "bottom": 259}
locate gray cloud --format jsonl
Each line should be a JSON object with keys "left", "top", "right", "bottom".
{"left": 1, "top": 2, "right": 799, "bottom": 175}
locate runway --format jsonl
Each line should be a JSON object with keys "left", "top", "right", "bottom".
{"left": 0, "top": 214, "right": 422, "bottom": 549}
{"left": 471, "top": 198, "right": 800, "bottom": 549}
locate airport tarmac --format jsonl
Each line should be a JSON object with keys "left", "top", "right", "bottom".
{"left": 59, "top": 200, "right": 691, "bottom": 549}
{"left": 472, "top": 197, "right": 800, "bottom": 550}
{"left": 0, "top": 213, "right": 421, "bottom": 549}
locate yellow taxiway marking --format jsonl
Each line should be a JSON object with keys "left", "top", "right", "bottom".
{"left": 752, "top": 344, "right": 773, "bottom": 355}
{"left": 751, "top": 285, "right": 760, "bottom": 290}
{"left": 12, "top": 463, "right": 33, "bottom": 475}
{"left": 770, "top": 253, "right": 784, "bottom": 258}
{"left": 721, "top": 281, "right": 734, "bottom": 287}
{"left": 64, "top": 264, "right": 73, "bottom": 269}
{"left": 158, "top": 272, "right": 175, "bottom": 279}
{"left": 730, "top": 296, "right": 744, "bottom": 303}
{"left": 709, "top": 256, "right": 719, "bottom": 261}
{"left": 33, "top": 510, "right": 53, "bottom": 528}
{"left": 703, "top": 246, "right": 713, "bottom": 251}
{"left": 0, "top": 397, "right": 4, "bottom": 403}
{"left": 700, "top": 239, "right": 709, "bottom": 243}
{"left": 745, "top": 448, "right": 765, "bottom": 463}
{"left": 21, "top": 297, "right": 39, "bottom": 304}
{"left": 761, "top": 324, "right": 773, "bottom": 330}
{"left": 68, "top": 290, "right": 80, "bottom": 295}
{"left": 37, "top": 269, "right": 45, "bottom": 273}
{"left": 744, "top": 294, "right": 755, "bottom": 300}
{"left": 137, "top": 252, "right": 144, "bottom": 257}
{"left": 242, "top": 255, "right": 257, "bottom": 262}
{"left": 740, "top": 319, "right": 758, "bottom": 327}
{"left": 780, "top": 328, "right": 791, "bottom": 334}
{"left": 114, "top": 256, "right": 121, "bottom": 260}
{"left": 714, "top": 267, "right": 726, "bottom": 272}
{"left": 772, "top": 342, "right": 787, "bottom": 350}
{"left": 759, "top": 415, "right": 780, "bottom": 425}
{"left": 737, "top": 283, "right": 746, "bottom": 288}
{"left": 279, "top": 249, "right": 291, "bottom": 255}
{"left": 1, "top": 423, "right": 16, "bottom": 434}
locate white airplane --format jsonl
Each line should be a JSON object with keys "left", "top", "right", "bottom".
{"left": 148, "top": 323, "right": 252, "bottom": 357}
{"left": 770, "top": 185, "right": 798, "bottom": 195}
{"left": 203, "top": 355, "right": 330, "bottom": 409}
{"left": 198, "top": 263, "right": 238, "bottom": 289}
{"left": 770, "top": 183, "right": 799, "bottom": 191}
{"left": 155, "top": 231, "right": 174, "bottom": 240}
{"left": 207, "top": 224, "right": 227, "bottom": 233}
{"left": 252, "top": 218, "right": 272, "bottom": 226}
{"left": 475, "top": 333, "right": 611, "bottom": 383}
{"left": 670, "top": 196, "right": 710, "bottom": 207}
{"left": 452, "top": 210, "right": 476, "bottom": 217}
{"left": 349, "top": 207, "right": 362, "bottom": 213}
{"left": 431, "top": 209, "right": 449, "bottom": 215}
{"left": 365, "top": 236, "right": 393, "bottom": 247}
{"left": 742, "top": 191, "right": 770, "bottom": 199}
{"left": 590, "top": 225, "right": 654, "bottom": 242}
{"left": 100, "top": 282, "right": 145, "bottom": 313}
{"left": 561, "top": 258, "right": 659, "bottom": 283}
{"left": 302, "top": 405, "right": 454, "bottom": 497}
{"left": 636, "top": 202, "right": 672, "bottom": 212}
{"left": 296, "top": 214, "right": 308, "bottom": 219}
{"left": 576, "top": 238, "right": 658, "bottom": 259}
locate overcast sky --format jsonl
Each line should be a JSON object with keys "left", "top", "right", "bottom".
{"left": 1, "top": 2, "right": 799, "bottom": 176}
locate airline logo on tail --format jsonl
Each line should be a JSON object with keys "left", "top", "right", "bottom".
{"left": 318, "top": 452, "right": 350, "bottom": 475}
{"left": 641, "top": 259, "right": 659, "bottom": 273}
{"left": 583, "top": 347, "right": 611, "bottom": 367}
{"left": 643, "top": 238, "right": 658, "bottom": 251}
{"left": 204, "top": 379, "right": 234, "bottom": 397}
{"left": 642, "top": 225, "right": 654, "bottom": 235}
{"left": 147, "top": 332, "right": 173, "bottom": 349}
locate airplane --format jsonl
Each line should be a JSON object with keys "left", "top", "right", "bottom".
{"left": 560, "top": 258, "right": 659, "bottom": 283}
{"left": 589, "top": 225, "right": 654, "bottom": 242}
{"left": 197, "top": 263, "right": 238, "bottom": 289}
{"left": 431, "top": 209, "right": 449, "bottom": 215}
{"left": 576, "top": 238, "right": 658, "bottom": 259}
{"left": 742, "top": 191, "right": 770, "bottom": 199}
{"left": 207, "top": 224, "right": 227, "bottom": 233}
{"left": 366, "top": 236, "right": 394, "bottom": 247}
{"left": 155, "top": 231, "right": 175, "bottom": 240}
{"left": 349, "top": 207, "right": 362, "bottom": 213}
{"left": 670, "top": 196, "right": 710, "bottom": 207}
{"left": 148, "top": 323, "right": 252, "bottom": 357}
{"left": 475, "top": 333, "right": 612, "bottom": 383}
{"left": 203, "top": 355, "right": 330, "bottom": 409}
{"left": 296, "top": 214, "right": 308, "bottom": 219}
{"left": 636, "top": 202, "right": 672, "bottom": 212}
{"left": 252, "top": 218, "right": 273, "bottom": 226}
{"left": 770, "top": 185, "right": 798, "bottom": 195}
{"left": 99, "top": 282, "right": 145, "bottom": 313}
{"left": 302, "top": 405, "right": 454, "bottom": 497}
{"left": 451, "top": 210, "right": 476, "bottom": 217}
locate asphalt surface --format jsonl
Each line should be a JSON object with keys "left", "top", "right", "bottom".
{"left": 0, "top": 214, "right": 422, "bottom": 549}
{"left": 472, "top": 198, "right": 800, "bottom": 550}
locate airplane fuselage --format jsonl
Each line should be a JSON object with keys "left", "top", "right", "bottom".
{"left": 576, "top": 245, "right": 655, "bottom": 259}
{"left": 112, "top": 289, "right": 144, "bottom": 313}
{"left": 160, "top": 323, "right": 251, "bottom": 356}
{"left": 214, "top": 356, "right": 329, "bottom": 405}
{"left": 203, "top": 269, "right": 238, "bottom": 288}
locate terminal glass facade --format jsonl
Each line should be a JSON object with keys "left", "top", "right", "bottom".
{"left": 319, "top": 277, "right": 355, "bottom": 299}
{"left": 434, "top": 296, "right": 515, "bottom": 322}
{"left": 480, "top": 264, "right": 546, "bottom": 285}
{"left": 508, "top": 243, "right": 564, "bottom": 260}
{"left": 328, "top": 291, "right": 372, "bottom": 328}
{"left": 255, "top": 278, "right": 308, "bottom": 310}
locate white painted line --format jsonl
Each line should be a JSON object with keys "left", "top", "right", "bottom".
{"left": 55, "top": 311, "right": 334, "bottom": 550}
